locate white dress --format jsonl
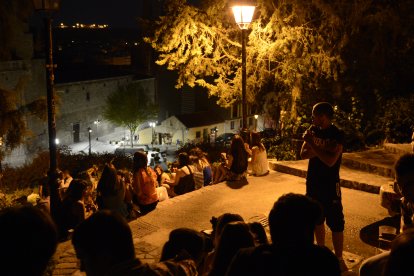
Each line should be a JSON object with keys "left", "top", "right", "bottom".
{"left": 251, "top": 146, "right": 269, "bottom": 176}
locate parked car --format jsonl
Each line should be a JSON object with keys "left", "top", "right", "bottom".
{"left": 114, "top": 145, "right": 165, "bottom": 167}
{"left": 214, "top": 133, "right": 235, "bottom": 146}
{"left": 114, "top": 145, "right": 149, "bottom": 158}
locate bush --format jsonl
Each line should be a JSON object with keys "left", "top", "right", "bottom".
{"left": 0, "top": 148, "right": 131, "bottom": 194}
{"left": 266, "top": 137, "right": 297, "bottom": 161}
{"left": 378, "top": 96, "right": 414, "bottom": 143}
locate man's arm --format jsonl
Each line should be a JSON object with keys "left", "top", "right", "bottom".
{"left": 300, "top": 141, "right": 316, "bottom": 159}
{"left": 302, "top": 129, "right": 343, "bottom": 167}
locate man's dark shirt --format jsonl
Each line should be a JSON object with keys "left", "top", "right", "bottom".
{"left": 306, "top": 124, "right": 344, "bottom": 201}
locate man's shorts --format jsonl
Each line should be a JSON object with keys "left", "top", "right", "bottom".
{"left": 314, "top": 198, "right": 345, "bottom": 232}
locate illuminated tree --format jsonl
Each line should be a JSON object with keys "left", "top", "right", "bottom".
{"left": 145, "top": 0, "right": 344, "bottom": 107}
{"left": 145, "top": 0, "right": 414, "bottom": 133}
{"left": 103, "top": 83, "right": 158, "bottom": 147}
{"left": 0, "top": 77, "right": 47, "bottom": 171}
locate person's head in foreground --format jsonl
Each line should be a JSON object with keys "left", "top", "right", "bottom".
{"left": 72, "top": 210, "right": 136, "bottom": 276}
{"left": 0, "top": 206, "right": 58, "bottom": 276}
{"left": 269, "top": 193, "right": 322, "bottom": 246}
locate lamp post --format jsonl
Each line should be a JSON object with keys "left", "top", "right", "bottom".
{"left": 33, "top": 0, "right": 60, "bottom": 224}
{"left": 87, "top": 127, "right": 92, "bottom": 155}
{"left": 232, "top": 1, "right": 255, "bottom": 131}
{"left": 254, "top": 114, "right": 258, "bottom": 131}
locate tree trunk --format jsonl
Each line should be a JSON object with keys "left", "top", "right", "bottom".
{"left": 130, "top": 131, "right": 134, "bottom": 148}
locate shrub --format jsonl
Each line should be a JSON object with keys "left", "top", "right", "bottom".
{"left": 0, "top": 148, "right": 131, "bottom": 194}
{"left": 378, "top": 95, "right": 414, "bottom": 143}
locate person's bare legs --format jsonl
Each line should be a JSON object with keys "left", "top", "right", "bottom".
{"left": 314, "top": 223, "right": 325, "bottom": 246}
{"left": 332, "top": 231, "right": 344, "bottom": 258}
{"left": 333, "top": 231, "right": 348, "bottom": 272}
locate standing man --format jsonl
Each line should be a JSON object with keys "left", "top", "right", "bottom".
{"left": 300, "top": 102, "right": 347, "bottom": 271}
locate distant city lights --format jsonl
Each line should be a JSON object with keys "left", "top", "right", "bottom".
{"left": 58, "top": 22, "right": 109, "bottom": 29}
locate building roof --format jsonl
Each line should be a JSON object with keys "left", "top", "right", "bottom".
{"left": 175, "top": 112, "right": 225, "bottom": 128}
{"left": 55, "top": 65, "right": 151, "bottom": 84}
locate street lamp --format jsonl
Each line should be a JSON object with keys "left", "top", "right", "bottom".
{"left": 87, "top": 127, "right": 92, "bottom": 155}
{"left": 33, "top": 0, "right": 60, "bottom": 224}
{"left": 254, "top": 114, "right": 258, "bottom": 131}
{"left": 94, "top": 119, "right": 100, "bottom": 140}
{"left": 231, "top": 1, "right": 255, "bottom": 130}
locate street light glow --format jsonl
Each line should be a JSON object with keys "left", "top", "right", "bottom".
{"left": 232, "top": 5, "right": 255, "bottom": 30}
{"left": 231, "top": 1, "right": 256, "bottom": 130}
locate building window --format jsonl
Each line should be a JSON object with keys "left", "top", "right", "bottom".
{"left": 86, "top": 92, "right": 90, "bottom": 101}
{"left": 196, "top": 131, "right": 201, "bottom": 138}
{"left": 230, "top": 121, "right": 235, "bottom": 130}
{"left": 249, "top": 117, "right": 253, "bottom": 127}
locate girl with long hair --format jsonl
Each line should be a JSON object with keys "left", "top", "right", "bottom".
{"left": 132, "top": 151, "right": 159, "bottom": 214}
{"left": 249, "top": 132, "right": 269, "bottom": 176}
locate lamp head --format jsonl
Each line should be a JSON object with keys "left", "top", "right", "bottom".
{"left": 231, "top": 1, "right": 256, "bottom": 29}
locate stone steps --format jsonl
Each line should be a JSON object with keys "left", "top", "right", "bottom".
{"left": 269, "top": 143, "right": 412, "bottom": 195}
{"left": 269, "top": 159, "right": 393, "bottom": 194}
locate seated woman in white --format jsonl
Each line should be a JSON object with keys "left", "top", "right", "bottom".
{"left": 249, "top": 132, "right": 269, "bottom": 176}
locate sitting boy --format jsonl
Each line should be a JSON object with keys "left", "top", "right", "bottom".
{"left": 360, "top": 153, "right": 414, "bottom": 275}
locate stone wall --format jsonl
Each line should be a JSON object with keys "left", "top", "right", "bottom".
{"left": 55, "top": 76, "right": 156, "bottom": 145}
{"left": 1, "top": 59, "right": 156, "bottom": 166}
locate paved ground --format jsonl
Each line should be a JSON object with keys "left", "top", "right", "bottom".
{"left": 52, "top": 170, "right": 390, "bottom": 276}
{"left": 48, "top": 141, "right": 411, "bottom": 275}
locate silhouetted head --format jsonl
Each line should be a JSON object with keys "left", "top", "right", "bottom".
{"left": 212, "top": 213, "right": 244, "bottom": 245}
{"left": 178, "top": 152, "right": 190, "bottom": 168}
{"left": 211, "top": 221, "right": 254, "bottom": 276}
{"left": 395, "top": 153, "right": 414, "bottom": 202}
{"left": 248, "top": 221, "right": 269, "bottom": 245}
{"left": 269, "top": 193, "right": 322, "bottom": 246}
{"left": 0, "top": 206, "right": 58, "bottom": 276}
{"left": 133, "top": 151, "right": 147, "bottom": 171}
{"left": 230, "top": 135, "right": 245, "bottom": 153}
{"left": 160, "top": 227, "right": 206, "bottom": 266}
{"left": 190, "top": 147, "right": 206, "bottom": 159}
{"left": 312, "top": 102, "right": 334, "bottom": 119}
{"left": 72, "top": 211, "right": 135, "bottom": 276}
{"left": 65, "top": 179, "right": 88, "bottom": 201}
{"left": 97, "top": 164, "right": 119, "bottom": 196}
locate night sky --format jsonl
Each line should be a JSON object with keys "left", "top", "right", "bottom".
{"left": 54, "top": 0, "right": 143, "bottom": 28}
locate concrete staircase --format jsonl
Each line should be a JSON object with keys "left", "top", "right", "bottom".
{"left": 269, "top": 143, "right": 412, "bottom": 194}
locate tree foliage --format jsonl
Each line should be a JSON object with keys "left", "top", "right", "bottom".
{"left": 0, "top": 77, "right": 47, "bottom": 164}
{"left": 146, "top": 0, "right": 414, "bottom": 146}
{"left": 145, "top": 0, "right": 347, "bottom": 106}
{"left": 103, "top": 83, "right": 158, "bottom": 147}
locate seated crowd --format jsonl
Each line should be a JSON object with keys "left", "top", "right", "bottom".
{"left": 3, "top": 151, "right": 414, "bottom": 276}
{"left": 32, "top": 132, "right": 270, "bottom": 240}
{"left": 2, "top": 192, "right": 343, "bottom": 276}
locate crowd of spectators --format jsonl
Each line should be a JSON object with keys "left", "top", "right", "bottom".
{"left": 2, "top": 153, "right": 414, "bottom": 275}
{"left": 25, "top": 132, "right": 269, "bottom": 241}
